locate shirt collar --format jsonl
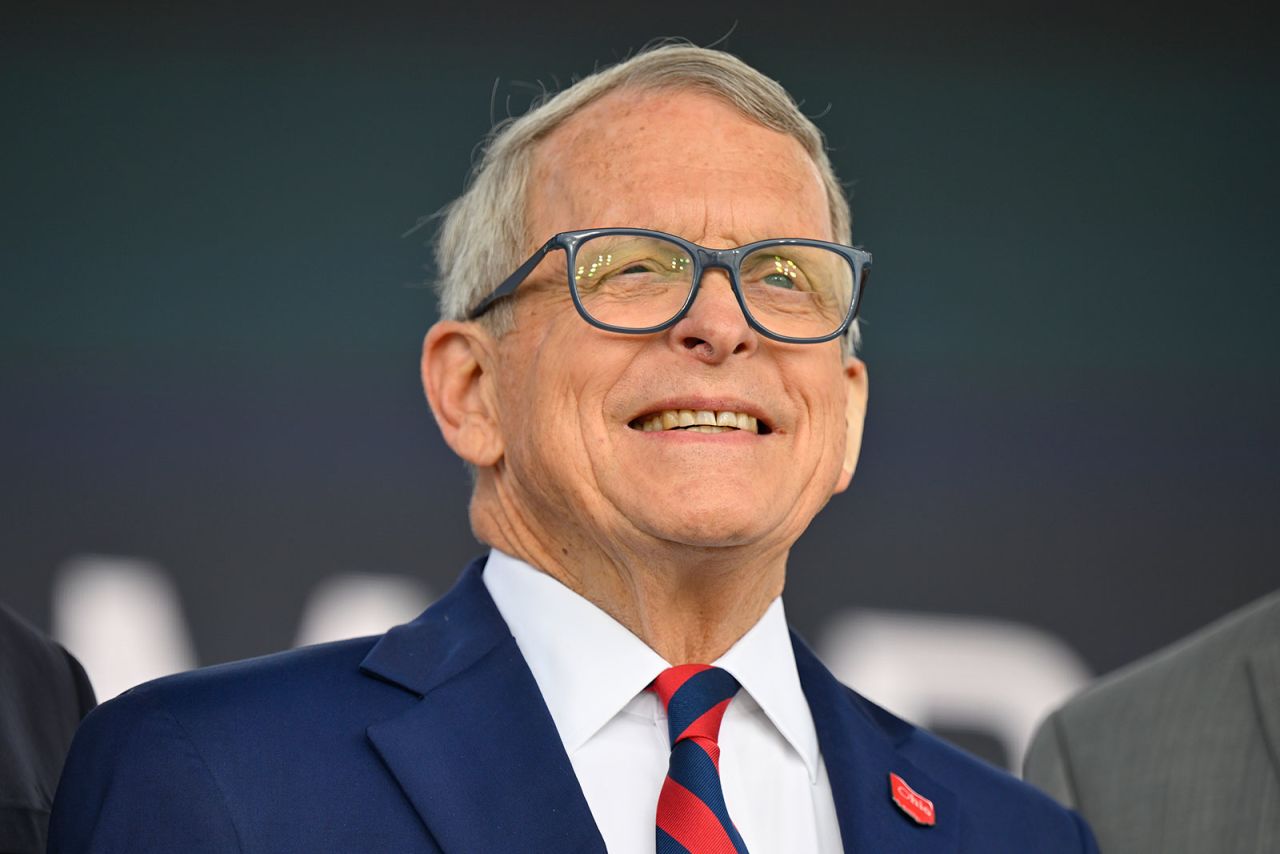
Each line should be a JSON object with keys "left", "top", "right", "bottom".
{"left": 482, "top": 549, "right": 668, "bottom": 755}
{"left": 714, "top": 595, "right": 821, "bottom": 783}
{"left": 481, "top": 549, "right": 821, "bottom": 783}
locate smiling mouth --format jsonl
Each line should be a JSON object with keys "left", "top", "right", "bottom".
{"left": 627, "top": 409, "right": 771, "bottom": 435}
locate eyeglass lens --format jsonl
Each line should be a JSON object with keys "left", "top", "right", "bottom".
{"left": 571, "top": 233, "right": 854, "bottom": 339}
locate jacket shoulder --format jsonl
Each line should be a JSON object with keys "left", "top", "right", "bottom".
{"left": 49, "top": 637, "right": 422, "bottom": 853}
{"left": 880, "top": 695, "right": 1092, "bottom": 839}
{"left": 1054, "top": 590, "right": 1280, "bottom": 724}
{"left": 833, "top": 681, "right": 1097, "bottom": 852}
{"left": 0, "top": 605, "right": 96, "bottom": 853}
{"left": 122, "top": 636, "right": 382, "bottom": 710}
{"left": 1023, "top": 592, "right": 1280, "bottom": 853}
{"left": 793, "top": 628, "right": 1096, "bottom": 851}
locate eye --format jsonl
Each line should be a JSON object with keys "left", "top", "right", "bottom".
{"left": 759, "top": 256, "right": 804, "bottom": 289}
{"left": 574, "top": 238, "right": 691, "bottom": 289}
{"left": 601, "top": 255, "right": 687, "bottom": 283}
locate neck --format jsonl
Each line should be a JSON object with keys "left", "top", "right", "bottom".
{"left": 471, "top": 481, "right": 788, "bottom": 664}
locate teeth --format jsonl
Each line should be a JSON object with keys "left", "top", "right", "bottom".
{"left": 634, "top": 409, "right": 763, "bottom": 434}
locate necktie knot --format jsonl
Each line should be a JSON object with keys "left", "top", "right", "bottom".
{"left": 651, "top": 664, "right": 750, "bottom": 853}
{"left": 651, "top": 664, "right": 741, "bottom": 747}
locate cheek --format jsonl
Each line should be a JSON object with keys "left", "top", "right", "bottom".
{"left": 504, "top": 349, "right": 604, "bottom": 476}
{"left": 785, "top": 353, "right": 848, "bottom": 428}
{"left": 800, "top": 377, "right": 851, "bottom": 464}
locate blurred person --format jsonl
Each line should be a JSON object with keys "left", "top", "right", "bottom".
{"left": 49, "top": 44, "right": 1097, "bottom": 852}
{"left": 0, "top": 604, "right": 95, "bottom": 854}
{"left": 1025, "top": 590, "right": 1280, "bottom": 852}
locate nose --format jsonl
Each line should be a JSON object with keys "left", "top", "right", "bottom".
{"left": 666, "top": 268, "right": 758, "bottom": 363}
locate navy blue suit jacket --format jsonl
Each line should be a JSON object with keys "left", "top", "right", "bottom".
{"left": 50, "top": 558, "right": 1097, "bottom": 852}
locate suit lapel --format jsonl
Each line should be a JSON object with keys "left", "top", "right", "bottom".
{"left": 793, "top": 632, "right": 959, "bottom": 853}
{"left": 358, "top": 559, "right": 969, "bottom": 852}
{"left": 1246, "top": 641, "right": 1280, "bottom": 783}
{"left": 361, "top": 558, "right": 606, "bottom": 854}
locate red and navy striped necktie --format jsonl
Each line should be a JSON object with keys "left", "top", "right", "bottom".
{"left": 651, "top": 664, "right": 750, "bottom": 854}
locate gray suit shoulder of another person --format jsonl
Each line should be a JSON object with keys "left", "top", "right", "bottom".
{"left": 1024, "top": 591, "right": 1280, "bottom": 854}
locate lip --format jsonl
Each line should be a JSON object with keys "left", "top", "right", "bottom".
{"left": 626, "top": 397, "right": 775, "bottom": 434}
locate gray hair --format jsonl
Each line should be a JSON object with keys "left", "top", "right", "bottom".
{"left": 432, "top": 42, "right": 860, "bottom": 348}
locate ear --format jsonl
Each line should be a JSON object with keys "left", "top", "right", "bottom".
{"left": 421, "top": 320, "right": 504, "bottom": 467}
{"left": 833, "top": 356, "right": 869, "bottom": 494}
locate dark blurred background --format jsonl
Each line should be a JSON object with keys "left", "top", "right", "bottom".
{"left": 3, "top": 2, "right": 1278, "bottom": 768}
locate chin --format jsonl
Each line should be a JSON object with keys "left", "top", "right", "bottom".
{"left": 632, "top": 498, "right": 781, "bottom": 550}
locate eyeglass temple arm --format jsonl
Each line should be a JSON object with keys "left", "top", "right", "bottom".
{"left": 466, "top": 240, "right": 557, "bottom": 320}
{"left": 849, "top": 253, "right": 872, "bottom": 318}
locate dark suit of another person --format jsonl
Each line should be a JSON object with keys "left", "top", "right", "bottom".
{"left": 0, "top": 604, "right": 96, "bottom": 854}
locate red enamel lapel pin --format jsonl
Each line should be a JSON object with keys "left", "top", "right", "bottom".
{"left": 889, "top": 772, "right": 936, "bottom": 826}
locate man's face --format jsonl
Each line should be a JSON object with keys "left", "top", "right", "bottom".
{"left": 488, "top": 88, "right": 867, "bottom": 558}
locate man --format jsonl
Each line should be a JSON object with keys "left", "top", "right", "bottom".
{"left": 1024, "top": 591, "right": 1280, "bottom": 853}
{"left": 50, "top": 45, "right": 1096, "bottom": 852}
{"left": 0, "top": 603, "right": 96, "bottom": 854}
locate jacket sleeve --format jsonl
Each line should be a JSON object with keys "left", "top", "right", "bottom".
{"left": 47, "top": 688, "right": 243, "bottom": 853}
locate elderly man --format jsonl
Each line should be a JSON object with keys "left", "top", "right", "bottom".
{"left": 50, "top": 45, "right": 1096, "bottom": 853}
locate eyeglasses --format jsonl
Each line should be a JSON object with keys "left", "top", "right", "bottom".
{"left": 467, "top": 228, "right": 872, "bottom": 344}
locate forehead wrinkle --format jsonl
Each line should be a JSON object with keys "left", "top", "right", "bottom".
{"left": 534, "top": 160, "right": 826, "bottom": 246}
{"left": 527, "top": 89, "right": 830, "bottom": 245}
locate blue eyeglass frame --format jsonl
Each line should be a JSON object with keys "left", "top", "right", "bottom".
{"left": 466, "top": 227, "right": 873, "bottom": 344}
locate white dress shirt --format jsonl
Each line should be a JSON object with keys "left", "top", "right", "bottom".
{"left": 482, "top": 549, "right": 843, "bottom": 853}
